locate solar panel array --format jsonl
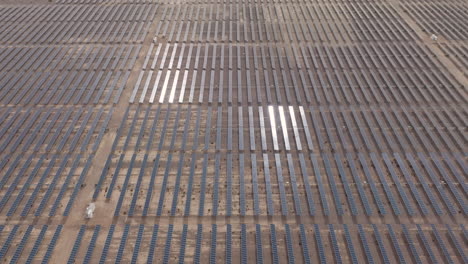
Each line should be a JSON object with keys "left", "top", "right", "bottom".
{"left": 0, "top": 1, "right": 153, "bottom": 261}
{"left": 0, "top": 0, "right": 466, "bottom": 262}
{"left": 0, "top": 224, "right": 466, "bottom": 263}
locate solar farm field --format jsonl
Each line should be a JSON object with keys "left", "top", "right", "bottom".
{"left": 0, "top": 0, "right": 466, "bottom": 263}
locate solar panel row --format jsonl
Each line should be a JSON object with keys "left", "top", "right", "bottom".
{"left": 104, "top": 105, "right": 466, "bottom": 154}
{"left": 130, "top": 43, "right": 463, "bottom": 105}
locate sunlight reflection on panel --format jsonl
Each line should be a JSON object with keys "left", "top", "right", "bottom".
{"left": 268, "top": 105, "right": 279, "bottom": 151}
{"left": 278, "top": 106, "right": 290, "bottom": 151}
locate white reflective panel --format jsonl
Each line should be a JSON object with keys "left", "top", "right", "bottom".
{"left": 259, "top": 106, "right": 267, "bottom": 150}
{"left": 198, "top": 70, "right": 206, "bottom": 103}
{"left": 185, "top": 44, "right": 194, "bottom": 69}
{"left": 177, "top": 44, "right": 186, "bottom": 70}
{"left": 159, "top": 70, "right": 172, "bottom": 103}
{"left": 139, "top": 70, "right": 153, "bottom": 103}
{"left": 289, "top": 106, "right": 302, "bottom": 150}
{"left": 167, "top": 44, "right": 178, "bottom": 69}
{"left": 149, "top": 71, "right": 162, "bottom": 103}
{"left": 159, "top": 44, "right": 170, "bottom": 69}
{"left": 278, "top": 106, "right": 290, "bottom": 150}
{"left": 228, "top": 106, "right": 233, "bottom": 150}
{"left": 299, "top": 106, "right": 314, "bottom": 150}
{"left": 238, "top": 106, "right": 244, "bottom": 150}
{"left": 268, "top": 105, "right": 279, "bottom": 151}
{"left": 168, "top": 70, "right": 180, "bottom": 103}
{"left": 130, "top": 70, "right": 144, "bottom": 103}
{"left": 142, "top": 43, "right": 154, "bottom": 70}
{"left": 188, "top": 70, "right": 197, "bottom": 103}
{"left": 248, "top": 106, "right": 256, "bottom": 150}
{"left": 178, "top": 70, "right": 189, "bottom": 103}
{"left": 150, "top": 44, "right": 162, "bottom": 70}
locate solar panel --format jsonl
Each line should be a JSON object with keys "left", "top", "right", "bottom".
{"left": 213, "top": 153, "right": 220, "bottom": 216}
{"left": 64, "top": 154, "right": 94, "bottom": 216}
{"left": 83, "top": 225, "right": 101, "bottom": 264}
{"left": 368, "top": 153, "right": 400, "bottom": 215}
{"left": 193, "top": 225, "right": 203, "bottom": 264}
{"left": 314, "top": 224, "right": 327, "bottom": 264}
{"left": 417, "top": 153, "right": 457, "bottom": 215}
{"left": 274, "top": 153, "right": 288, "bottom": 216}
{"left": 431, "top": 224, "right": 454, "bottom": 264}
{"left": 319, "top": 109, "right": 337, "bottom": 151}
{"left": 322, "top": 153, "right": 343, "bottom": 215}
{"left": 345, "top": 153, "right": 373, "bottom": 215}
{"left": 106, "top": 154, "right": 125, "bottom": 199}
{"left": 286, "top": 153, "right": 303, "bottom": 215}
{"left": 387, "top": 225, "right": 407, "bottom": 264}
{"left": 0, "top": 109, "right": 32, "bottom": 151}
{"left": 461, "top": 225, "right": 468, "bottom": 246}
{"left": 226, "top": 224, "right": 232, "bottom": 264}
{"left": 430, "top": 153, "right": 467, "bottom": 214}
{"left": 114, "top": 154, "right": 136, "bottom": 216}
{"left": 4, "top": 155, "right": 45, "bottom": 216}
{"left": 226, "top": 153, "right": 233, "bottom": 216}
{"left": 178, "top": 225, "right": 188, "bottom": 264}
{"left": 343, "top": 225, "right": 359, "bottom": 264}
{"left": 372, "top": 224, "right": 390, "bottom": 264}
{"left": 129, "top": 154, "right": 149, "bottom": 215}
{"left": 407, "top": 153, "right": 444, "bottom": 213}
{"left": 42, "top": 225, "right": 63, "bottom": 264}
{"left": 253, "top": 224, "right": 263, "bottom": 264}
{"left": 324, "top": 226, "right": 341, "bottom": 264}
{"left": 67, "top": 225, "right": 86, "bottom": 264}
{"left": 183, "top": 153, "right": 195, "bottom": 216}
{"left": 285, "top": 224, "right": 295, "bottom": 264}
{"left": 197, "top": 153, "right": 208, "bottom": 216}
{"left": 230, "top": 224, "right": 244, "bottom": 264}
{"left": 270, "top": 225, "right": 279, "bottom": 264}
{"left": 131, "top": 225, "right": 145, "bottom": 264}
{"left": 298, "top": 153, "right": 316, "bottom": 215}
{"left": 23, "top": 155, "right": 58, "bottom": 216}
{"left": 261, "top": 153, "right": 274, "bottom": 215}
{"left": 10, "top": 225, "right": 33, "bottom": 264}
{"left": 441, "top": 154, "right": 468, "bottom": 194}
{"left": 308, "top": 107, "right": 324, "bottom": 150}
{"left": 297, "top": 225, "right": 311, "bottom": 264}
{"left": 401, "top": 225, "right": 422, "bottom": 264}
{"left": 210, "top": 224, "right": 218, "bottom": 264}
{"left": 116, "top": 225, "right": 130, "bottom": 264}
{"left": 334, "top": 153, "right": 358, "bottom": 215}
{"left": 144, "top": 225, "right": 159, "bottom": 264}
{"left": 381, "top": 153, "right": 415, "bottom": 215}
{"left": 8, "top": 109, "right": 42, "bottom": 152}
{"left": 309, "top": 153, "right": 329, "bottom": 215}
{"left": 98, "top": 225, "right": 115, "bottom": 264}
{"left": 416, "top": 226, "right": 437, "bottom": 263}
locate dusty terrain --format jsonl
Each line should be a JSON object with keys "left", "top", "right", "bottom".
{"left": 0, "top": 0, "right": 466, "bottom": 263}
